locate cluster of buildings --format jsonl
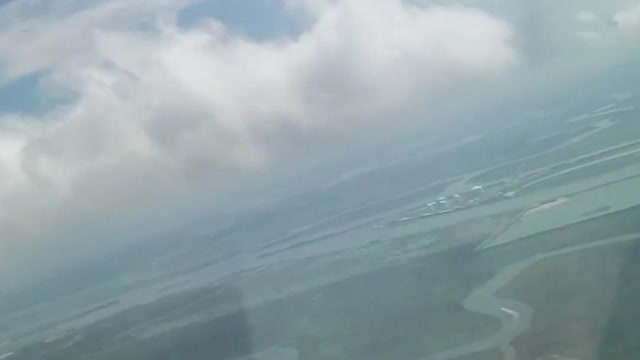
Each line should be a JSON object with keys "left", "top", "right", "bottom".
{"left": 384, "top": 183, "right": 520, "bottom": 227}
{"left": 421, "top": 185, "right": 517, "bottom": 217}
{"left": 422, "top": 186, "right": 484, "bottom": 216}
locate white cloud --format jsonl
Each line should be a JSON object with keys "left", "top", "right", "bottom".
{"left": 576, "top": 11, "right": 600, "bottom": 24}
{"left": 0, "top": 0, "right": 518, "bottom": 260}
{"left": 614, "top": 3, "right": 640, "bottom": 34}
{"left": 283, "top": 0, "right": 336, "bottom": 19}
{"left": 571, "top": 2, "right": 640, "bottom": 47}
{"left": 0, "top": 0, "right": 186, "bottom": 83}
{"left": 576, "top": 30, "right": 605, "bottom": 43}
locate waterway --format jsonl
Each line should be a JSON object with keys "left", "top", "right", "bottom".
{"left": 423, "top": 232, "right": 640, "bottom": 360}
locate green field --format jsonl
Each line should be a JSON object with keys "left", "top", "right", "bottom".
{"left": 598, "top": 240, "right": 640, "bottom": 359}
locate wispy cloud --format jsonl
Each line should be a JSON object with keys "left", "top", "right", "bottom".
{"left": 614, "top": 3, "right": 640, "bottom": 34}
{"left": 573, "top": 1, "right": 640, "bottom": 46}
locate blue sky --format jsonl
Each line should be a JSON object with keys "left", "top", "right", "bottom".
{"left": 0, "top": 71, "right": 45, "bottom": 113}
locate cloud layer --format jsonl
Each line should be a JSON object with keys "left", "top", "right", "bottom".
{"left": 614, "top": 3, "right": 640, "bottom": 34}
{"left": 0, "top": 0, "right": 522, "bottom": 257}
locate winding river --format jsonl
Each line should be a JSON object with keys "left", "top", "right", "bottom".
{"left": 422, "top": 232, "right": 640, "bottom": 360}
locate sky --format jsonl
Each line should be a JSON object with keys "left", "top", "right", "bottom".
{"left": 0, "top": 0, "right": 639, "bottom": 284}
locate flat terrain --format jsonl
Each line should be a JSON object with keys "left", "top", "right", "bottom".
{"left": 3, "top": 70, "right": 640, "bottom": 360}
{"left": 9, "top": 244, "right": 500, "bottom": 360}
{"left": 499, "top": 244, "right": 629, "bottom": 360}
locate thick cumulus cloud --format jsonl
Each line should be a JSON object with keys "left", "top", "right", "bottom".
{"left": 0, "top": 0, "right": 519, "bottom": 256}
